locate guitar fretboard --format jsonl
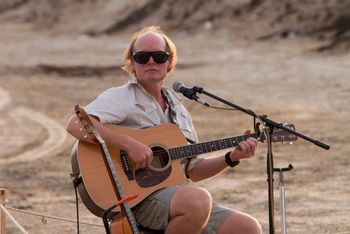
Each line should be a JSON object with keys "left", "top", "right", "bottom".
{"left": 169, "top": 133, "right": 260, "bottom": 160}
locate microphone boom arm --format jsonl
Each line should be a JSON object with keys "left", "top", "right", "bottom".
{"left": 192, "top": 86, "right": 330, "bottom": 150}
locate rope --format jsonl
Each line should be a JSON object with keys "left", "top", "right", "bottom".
{"left": 5, "top": 206, "right": 103, "bottom": 227}
{"left": 0, "top": 204, "right": 28, "bottom": 234}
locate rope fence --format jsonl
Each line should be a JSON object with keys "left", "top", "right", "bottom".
{"left": 0, "top": 188, "right": 103, "bottom": 234}
{"left": 5, "top": 207, "right": 103, "bottom": 227}
{"left": 0, "top": 204, "right": 27, "bottom": 234}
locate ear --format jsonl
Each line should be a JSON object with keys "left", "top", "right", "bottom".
{"left": 167, "top": 58, "right": 173, "bottom": 72}
{"left": 131, "top": 60, "right": 136, "bottom": 73}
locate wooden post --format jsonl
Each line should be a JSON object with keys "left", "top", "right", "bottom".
{"left": 0, "top": 188, "right": 5, "bottom": 234}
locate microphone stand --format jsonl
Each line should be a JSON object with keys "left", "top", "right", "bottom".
{"left": 191, "top": 85, "right": 330, "bottom": 234}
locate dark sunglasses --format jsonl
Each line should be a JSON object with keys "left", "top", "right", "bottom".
{"left": 132, "top": 51, "right": 170, "bottom": 64}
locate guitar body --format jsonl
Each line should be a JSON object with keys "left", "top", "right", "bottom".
{"left": 72, "top": 124, "right": 188, "bottom": 217}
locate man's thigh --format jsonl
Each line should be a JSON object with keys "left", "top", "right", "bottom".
{"left": 133, "top": 186, "right": 234, "bottom": 233}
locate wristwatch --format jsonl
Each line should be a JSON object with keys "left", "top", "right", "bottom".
{"left": 225, "top": 151, "right": 240, "bottom": 168}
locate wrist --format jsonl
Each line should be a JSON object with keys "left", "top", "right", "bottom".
{"left": 229, "top": 151, "right": 240, "bottom": 161}
{"left": 122, "top": 135, "right": 136, "bottom": 151}
{"left": 225, "top": 151, "right": 240, "bottom": 168}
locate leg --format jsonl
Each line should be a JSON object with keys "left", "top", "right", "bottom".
{"left": 166, "top": 185, "right": 212, "bottom": 234}
{"left": 217, "top": 211, "right": 262, "bottom": 234}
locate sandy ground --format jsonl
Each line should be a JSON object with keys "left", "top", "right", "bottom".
{"left": 0, "top": 22, "right": 350, "bottom": 234}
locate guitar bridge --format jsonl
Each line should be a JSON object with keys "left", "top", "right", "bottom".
{"left": 120, "top": 150, "right": 134, "bottom": 181}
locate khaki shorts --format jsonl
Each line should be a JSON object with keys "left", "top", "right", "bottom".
{"left": 133, "top": 186, "right": 234, "bottom": 234}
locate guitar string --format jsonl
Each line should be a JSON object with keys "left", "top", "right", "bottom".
{"left": 128, "top": 133, "right": 261, "bottom": 161}
{"left": 125, "top": 132, "right": 294, "bottom": 168}
{"left": 151, "top": 132, "right": 291, "bottom": 160}
{"left": 124, "top": 131, "right": 293, "bottom": 165}
{"left": 151, "top": 135, "right": 258, "bottom": 159}
{"left": 151, "top": 134, "right": 256, "bottom": 155}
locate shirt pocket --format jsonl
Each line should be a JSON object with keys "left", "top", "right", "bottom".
{"left": 176, "top": 110, "right": 193, "bottom": 139}
{"left": 133, "top": 102, "right": 161, "bottom": 127}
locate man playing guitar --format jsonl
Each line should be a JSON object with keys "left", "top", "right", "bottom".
{"left": 66, "top": 26, "right": 262, "bottom": 234}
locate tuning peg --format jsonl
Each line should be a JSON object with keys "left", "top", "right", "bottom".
{"left": 281, "top": 141, "right": 294, "bottom": 145}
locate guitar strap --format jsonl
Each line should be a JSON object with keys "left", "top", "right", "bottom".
{"left": 162, "top": 89, "right": 196, "bottom": 144}
{"left": 161, "top": 89, "right": 178, "bottom": 126}
{"left": 162, "top": 89, "right": 196, "bottom": 178}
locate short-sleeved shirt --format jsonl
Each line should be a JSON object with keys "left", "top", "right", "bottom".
{"left": 85, "top": 77, "right": 203, "bottom": 171}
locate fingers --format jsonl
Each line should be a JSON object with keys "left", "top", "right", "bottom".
{"left": 242, "top": 129, "right": 257, "bottom": 154}
{"left": 131, "top": 151, "right": 153, "bottom": 170}
{"left": 133, "top": 150, "right": 153, "bottom": 170}
{"left": 144, "top": 150, "right": 153, "bottom": 167}
{"left": 237, "top": 137, "right": 259, "bottom": 158}
{"left": 126, "top": 140, "right": 153, "bottom": 170}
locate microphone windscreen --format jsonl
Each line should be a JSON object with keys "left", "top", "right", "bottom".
{"left": 173, "top": 81, "right": 184, "bottom": 92}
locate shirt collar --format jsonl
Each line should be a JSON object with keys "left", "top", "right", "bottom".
{"left": 129, "top": 77, "right": 141, "bottom": 86}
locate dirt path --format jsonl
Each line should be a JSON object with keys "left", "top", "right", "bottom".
{"left": 0, "top": 86, "right": 10, "bottom": 109}
{"left": 0, "top": 86, "right": 68, "bottom": 164}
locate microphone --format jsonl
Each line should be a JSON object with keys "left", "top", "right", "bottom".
{"left": 173, "top": 81, "right": 209, "bottom": 107}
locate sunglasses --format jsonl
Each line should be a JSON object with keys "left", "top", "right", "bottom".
{"left": 132, "top": 51, "right": 170, "bottom": 64}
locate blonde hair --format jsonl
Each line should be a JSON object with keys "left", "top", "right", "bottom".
{"left": 121, "top": 26, "right": 177, "bottom": 76}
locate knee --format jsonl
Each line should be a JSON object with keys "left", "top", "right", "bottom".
{"left": 186, "top": 186, "right": 211, "bottom": 210}
{"left": 175, "top": 186, "right": 212, "bottom": 219}
{"left": 218, "top": 212, "right": 262, "bottom": 234}
{"left": 244, "top": 216, "right": 262, "bottom": 234}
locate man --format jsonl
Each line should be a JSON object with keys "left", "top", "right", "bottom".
{"left": 66, "top": 26, "right": 262, "bottom": 234}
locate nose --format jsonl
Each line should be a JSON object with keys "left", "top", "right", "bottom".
{"left": 147, "top": 56, "right": 155, "bottom": 64}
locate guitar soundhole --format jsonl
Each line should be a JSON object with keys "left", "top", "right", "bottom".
{"left": 135, "top": 145, "right": 172, "bottom": 188}
{"left": 150, "top": 146, "right": 170, "bottom": 170}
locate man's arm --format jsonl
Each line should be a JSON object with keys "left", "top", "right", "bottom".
{"left": 66, "top": 114, "right": 153, "bottom": 169}
{"left": 187, "top": 130, "right": 259, "bottom": 182}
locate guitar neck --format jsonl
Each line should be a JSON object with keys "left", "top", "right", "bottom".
{"left": 169, "top": 133, "right": 261, "bottom": 160}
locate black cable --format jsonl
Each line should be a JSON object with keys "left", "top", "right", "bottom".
{"left": 206, "top": 105, "right": 237, "bottom": 111}
{"left": 102, "top": 205, "right": 117, "bottom": 234}
{"left": 71, "top": 173, "right": 82, "bottom": 234}
{"left": 73, "top": 183, "right": 80, "bottom": 234}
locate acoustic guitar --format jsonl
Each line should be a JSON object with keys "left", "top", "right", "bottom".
{"left": 71, "top": 121, "right": 297, "bottom": 218}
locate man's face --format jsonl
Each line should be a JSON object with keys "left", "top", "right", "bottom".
{"left": 132, "top": 32, "right": 171, "bottom": 85}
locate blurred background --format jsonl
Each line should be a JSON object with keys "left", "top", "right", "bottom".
{"left": 0, "top": 0, "right": 349, "bottom": 233}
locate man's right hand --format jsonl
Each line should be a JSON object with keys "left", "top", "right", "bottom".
{"left": 125, "top": 138, "right": 153, "bottom": 170}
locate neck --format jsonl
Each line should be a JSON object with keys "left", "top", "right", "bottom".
{"left": 137, "top": 79, "right": 167, "bottom": 111}
{"left": 138, "top": 80, "right": 163, "bottom": 99}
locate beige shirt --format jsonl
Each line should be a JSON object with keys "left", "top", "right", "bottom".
{"left": 85, "top": 77, "right": 203, "bottom": 171}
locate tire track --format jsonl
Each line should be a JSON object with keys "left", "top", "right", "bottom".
{"left": 0, "top": 86, "right": 11, "bottom": 109}
{"left": 0, "top": 86, "right": 68, "bottom": 164}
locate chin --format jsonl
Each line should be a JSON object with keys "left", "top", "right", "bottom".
{"left": 147, "top": 75, "right": 164, "bottom": 82}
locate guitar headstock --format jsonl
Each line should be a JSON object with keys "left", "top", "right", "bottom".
{"left": 271, "top": 123, "right": 298, "bottom": 144}
{"left": 75, "top": 105, "right": 104, "bottom": 145}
